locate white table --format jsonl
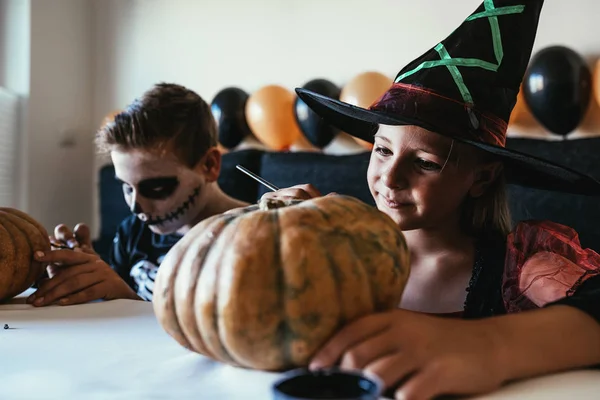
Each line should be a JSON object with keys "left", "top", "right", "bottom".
{"left": 1, "top": 290, "right": 599, "bottom": 400}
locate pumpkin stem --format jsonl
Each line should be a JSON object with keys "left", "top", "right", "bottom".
{"left": 258, "top": 198, "right": 304, "bottom": 211}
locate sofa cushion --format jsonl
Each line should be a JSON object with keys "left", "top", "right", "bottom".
{"left": 219, "top": 148, "right": 264, "bottom": 203}
{"left": 98, "top": 164, "right": 130, "bottom": 240}
{"left": 256, "top": 151, "right": 375, "bottom": 206}
{"left": 95, "top": 138, "right": 600, "bottom": 262}
{"left": 505, "top": 137, "right": 600, "bottom": 251}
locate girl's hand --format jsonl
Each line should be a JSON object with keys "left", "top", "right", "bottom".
{"left": 260, "top": 184, "right": 323, "bottom": 202}
{"left": 310, "top": 309, "right": 508, "bottom": 400}
{"left": 27, "top": 250, "right": 141, "bottom": 306}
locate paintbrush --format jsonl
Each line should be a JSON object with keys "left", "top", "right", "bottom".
{"left": 49, "top": 238, "right": 77, "bottom": 250}
{"left": 235, "top": 165, "right": 280, "bottom": 192}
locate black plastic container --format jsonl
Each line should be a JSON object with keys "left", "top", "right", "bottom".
{"left": 272, "top": 368, "right": 383, "bottom": 400}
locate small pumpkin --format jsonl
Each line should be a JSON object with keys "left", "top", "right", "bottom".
{"left": 153, "top": 195, "right": 410, "bottom": 371}
{"left": 0, "top": 208, "right": 51, "bottom": 301}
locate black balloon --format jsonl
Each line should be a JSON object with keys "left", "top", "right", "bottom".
{"left": 294, "top": 79, "right": 341, "bottom": 148}
{"left": 523, "top": 46, "right": 592, "bottom": 136}
{"left": 211, "top": 87, "right": 252, "bottom": 149}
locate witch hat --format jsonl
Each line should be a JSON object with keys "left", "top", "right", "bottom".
{"left": 296, "top": 0, "right": 600, "bottom": 195}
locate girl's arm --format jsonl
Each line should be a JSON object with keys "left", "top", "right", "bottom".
{"left": 491, "top": 304, "right": 600, "bottom": 383}
{"left": 307, "top": 301, "right": 600, "bottom": 400}
{"left": 498, "top": 220, "right": 600, "bottom": 379}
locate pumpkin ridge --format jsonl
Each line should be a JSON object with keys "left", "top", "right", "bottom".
{"left": 273, "top": 208, "right": 295, "bottom": 370}
{"left": 0, "top": 208, "right": 51, "bottom": 248}
{"left": 204, "top": 216, "right": 246, "bottom": 365}
{"left": 159, "top": 213, "right": 240, "bottom": 354}
{"left": 324, "top": 196, "right": 360, "bottom": 215}
{"left": 153, "top": 222, "right": 205, "bottom": 351}
{"left": 302, "top": 204, "right": 330, "bottom": 222}
{"left": 9, "top": 218, "right": 45, "bottom": 291}
{"left": 322, "top": 237, "right": 346, "bottom": 328}
{"left": 322, "top": 229, "right": 380, "bottom": 329}
{"left": 318, "top": 199, "right": 407, "bottom": 311}
{"left": 312, "top": 198, "right": 403, "bottom": 312}
{"left": 1, "top": 211, "right": 48, "bottom": 287}
{"left": 283, "top": 236, "right": 317, "bottom": 368}
{"left": 350, "top": 228, "right": 408, "bottom": 310}
{"left": 310, "top": 199, "right": 351, "bottom": 331}
{"left": 0, "top": 218, "right": 17, "bottom": 301}
{"left": 275, "top": 205, "right": 346, "bottom": 369}
{"left": 177, "top": 215, "right": 237, "bottom": 361}
{"left": 0, "top": 213, "right": 34, "bottom": 298}
{"left": 217, "top": 206, "right": 289, "bottom": 369}
{"left": 219, "top": 208, "right": 331, "bottom": 370}
{"left": 362, "top": 229, "right": 407, "bottom": 274}
{"left": 349, "top": 234, "right": 388, "bottom": 310}
{"left": 345, "top": 232, "right": 376, "bottom": 311}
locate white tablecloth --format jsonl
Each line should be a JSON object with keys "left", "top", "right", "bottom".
{"left": 1, "top": 290, "right": 599, "bottom": 400}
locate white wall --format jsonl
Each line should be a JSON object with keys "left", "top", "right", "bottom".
{"left": 0, "top": 0, "right": 30, "bottom": 96}
{"left": 23, "top": 0, "right": 94, "bottom": 231}
{"left": 92, "top": 0, "right": 600, "bottom": 137}
{"left": 0, "top": 0, "right": 30, "bottom": 210}
{"left": 0, "top": 0, "right": 94, "bottom": 232}
{"left": 3, "top": 0, "right": 599, "bottom": 237}
{"left": 89, "top": 0, "right": 600, "bottom": 236}
{"left": 0, "top": 0, "right": 4, "bottom": 86}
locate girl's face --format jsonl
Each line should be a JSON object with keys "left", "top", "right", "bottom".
{"left": 367, "top": 125, "right": 493, "bottom": 231}
{"left": 111, "top": 147, "right": 218, "bottom": 235}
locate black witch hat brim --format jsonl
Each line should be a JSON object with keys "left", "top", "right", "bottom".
{"left": 296, "top": 87, "right": 600, "bottom": 196}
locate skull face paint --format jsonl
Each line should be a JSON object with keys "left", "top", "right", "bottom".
{"left": 137, "top": 176, "right": 181, "bottom": 200}
{"left": 112, "top": 148, "right": 209, "bottom": 235}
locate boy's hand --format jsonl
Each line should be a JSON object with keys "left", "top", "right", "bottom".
{"left": 27, "top": 250, "right": 141, "bottom": 306}
{"left": 48, "top": 223, "right": 97, "bottom": 278}
{"left": 50, "top": 223, "right": 95, "bottom": 253}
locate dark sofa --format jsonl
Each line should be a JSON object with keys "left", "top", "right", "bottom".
{"left": 94, "top": 137, "right": 600, "bottom": 262}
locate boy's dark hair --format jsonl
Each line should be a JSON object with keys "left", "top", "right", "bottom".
{"left": 96, "top": 83, "right": 217, "bottom": 167}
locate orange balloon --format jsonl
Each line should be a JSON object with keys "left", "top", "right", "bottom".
{"left": 354, "top": 136, "right": 374, "bottom": 151}
{"left": 100, "top": 109, "right": 122, "bottom": 129}
{"left": 245, "top": 85, "right": 302, "bottom": 151}
{"left": 508, "top": 83, "right": 540, "bottom": 129}
{"left": 217, "top": 143, "right": 229, "bottom": 154}
{"left": 290, "top": 133, "right": 320, "bottom": 152}
{"left": 594, "top": 60, "right": 600, "bottom": 109}
{"left": 509, "top": 83, "right": 534, "bottom": 126}
{"left": 340, "top": 71, "right": 392, "bottom": 148}
{"left": 340, "top": 71, "right": 392, "bottom": 108}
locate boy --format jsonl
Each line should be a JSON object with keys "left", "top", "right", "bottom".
{"left": 29, "top": 83, "right": 249, "bottom": 305}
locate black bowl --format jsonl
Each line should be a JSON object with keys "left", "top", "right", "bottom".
{"left": 272, "top": 368, "right": 383, "bottom": 400}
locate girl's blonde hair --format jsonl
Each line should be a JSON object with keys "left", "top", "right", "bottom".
{"left": 450, "top": 140, "right": 513, "bottom": 237}
{"left": 460, "top": 169, "right": 512, "bottom": 237}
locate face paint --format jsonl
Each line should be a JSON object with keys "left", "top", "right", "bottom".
{"left": 145, "top": 184, "right": 202, "bottom": 226}
{"left": 138, "top": 176, "right": 180, "bottom": 200}
{"left": 112, "top": 149, "right": 211, "bottom": 235}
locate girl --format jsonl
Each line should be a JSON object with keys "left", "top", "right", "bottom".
{"left": 264, "top": 1, "right": 600, "bottom": 399}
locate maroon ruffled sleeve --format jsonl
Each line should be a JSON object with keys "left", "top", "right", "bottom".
{"left": 502, "top": 220, "right": 600, "bottom": 314}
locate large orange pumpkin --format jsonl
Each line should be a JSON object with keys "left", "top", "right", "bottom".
{"left": 0, "top": 208, "right": 51, "bottom": 301}
{"left": 153, "top": 195, "right": 410, "bottom": 371}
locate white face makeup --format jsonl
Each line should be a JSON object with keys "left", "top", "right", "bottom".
{"left": 111, "top": 148, "right": 209, "bottom": 235}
